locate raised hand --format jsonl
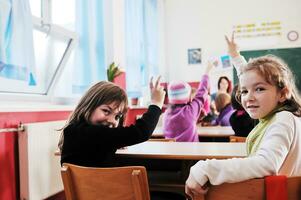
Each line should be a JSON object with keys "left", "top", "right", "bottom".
{"left": 225, "top": 32, "right": 240, "bottom": 58}
{"left": 150, "top": 76, "right": 166, "bottom": 109}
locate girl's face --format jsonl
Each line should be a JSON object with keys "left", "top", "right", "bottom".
{"left": 90, "top": 101, "right": 124, "bottom": 128}
{"left": 239, "top": 70, "right": 285, "bottom": 119}
{"left": 219, "top": 78, "right": 229, "bottom": 92}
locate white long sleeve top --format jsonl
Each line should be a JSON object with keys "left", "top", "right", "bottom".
{"left": 191, "top": 111, "right": 301, "bottom": 186}
{"left": 231, "top": 55, "right": 247, "bottom": 76}
{"left": 190, "top": 55, "right": 301, "bottom": 186}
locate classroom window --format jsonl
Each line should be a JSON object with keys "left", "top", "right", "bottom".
{"left": 51, "top": 0, "right": 107, "bottom": 96}
{"left": 0, "top": 0, "right": 76, "bottom": 97}
{"left": 0, "top": 25, "right": 75, "bottom": 95}
{"left": 51, "top": 0, "right": 75, "bottom": 31}
{"left": 33, "top": 18, "right": 76, "bottom": 95}
{"left": 124, "top": 0, "right": 159, "bottom": 98}
{"left": 29, "top": 0, "right": 41, "bottom": 17}
{"left": 36, "top": 0, "right": 108, "bottom": 97}
{"left": 1, "top": 0, "right": 158, "bottom": 100}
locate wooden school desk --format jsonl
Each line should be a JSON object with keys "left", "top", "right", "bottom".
{"left": 116, "top": 141, "right": 246, "bottom": 160}
{"left": 197, "top": 126, "right": 235, "bottom": 137}
{"left": 116, "top": 141, "right": 246, "bottom": 196}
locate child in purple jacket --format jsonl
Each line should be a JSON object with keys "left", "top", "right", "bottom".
{"left": 163, "top": 62, "right": 214, "bottom": 142}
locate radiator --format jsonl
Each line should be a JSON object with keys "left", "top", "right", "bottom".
{"left": 18, "top": 120, "right": 66, "bottom": 200}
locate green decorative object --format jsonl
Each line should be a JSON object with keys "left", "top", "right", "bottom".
{"left": 107, "top": 62, "right": 123, "bottom": 82}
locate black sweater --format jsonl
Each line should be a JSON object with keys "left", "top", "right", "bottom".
{"left": 61, "top": 105, "right": 161, "bottom": 167}
{"left": 229, "top": 109, "right": 258, "bottom": 137}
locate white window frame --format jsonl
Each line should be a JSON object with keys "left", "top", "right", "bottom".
{"left": 32, "top": 16, "right": 78, "bottom": 96}
{"left": 0, "top": 0, "right": 78, "bottom": 103}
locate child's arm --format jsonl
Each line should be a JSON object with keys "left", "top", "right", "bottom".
{"left": 184, "top": 67, "right": 209, "bottom": 118}
{"left": 72, "top": 77, "right": 165, "bottom": 150}
{"left": 225, "top": 33, "right": 247, "bottom": 76}
{"left": 187, "top": 112, "right": 295, "bottom": 187}
{"left": 195, "top": 61, "right": 214, "bottom": 99}
{"left": 187, "top": 62, "right": 214, "bottom": 119}
{"left": 116, "top": 76, "right": 165, "bottom": 145}
{"left": 204, "top": 60, "right": 214, "bottom": 75}
{"left": 185, "top": 173, "right": 209, "bottom": 198}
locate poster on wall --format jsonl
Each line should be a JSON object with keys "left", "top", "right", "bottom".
{"left": 188, "top": 48, "right": 202, "bottom": 64}
{"left": 209, "top": 55, "right": 231, "bottom": 68}
{"left": 221, "top": 55, "right": 231, "bottom": 68}
{"left": 233, "top": 21, "right": 282, "bottom": 39}
{"left": 232, "top": 21, "right": 282, "bottom": 48}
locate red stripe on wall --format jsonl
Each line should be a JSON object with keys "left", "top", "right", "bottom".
{"left": 0, "top": 111, "right": 71, "bottom": 128}
{"left": 0, "top": 111, "right": 71, "bottom": 200}
{"left": 0, "top": 133, "right": 17, "bottom": 200}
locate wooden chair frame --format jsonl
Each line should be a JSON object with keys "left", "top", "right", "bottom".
{"left": 229, "top": 136, "right": 246, "bottom": 143}
{"left": 193, "top": 176, "right": 301, "bottom": 200}
{"left": 61, "top": 163, "right": 150, "bottom": 200}
{"left": 148, "top": 138, "right": 176, "bottom": 142}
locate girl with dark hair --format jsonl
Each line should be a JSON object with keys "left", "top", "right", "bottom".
{"left": 59, "top": 77, "right": 165, "bottom": 167}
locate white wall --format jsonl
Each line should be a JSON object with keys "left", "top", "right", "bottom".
{"left": 162, "top": 0, "right": 301, "bottom": 92}
{"left": 163, "top": 0, "right": 206, "bottom": 83}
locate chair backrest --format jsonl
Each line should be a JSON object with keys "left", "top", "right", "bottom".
{"left": 229, "top": 135, "right": 246, "bottom": 143}
{"left": 193, "top": 176, "right": 301, "bottom": 200}
{"left": 61, "top": 163, "right": 150, "bottom": 200}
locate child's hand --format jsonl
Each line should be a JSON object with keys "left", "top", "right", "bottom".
{"left": 225, "top": 32, "right": 240, "bottom": 58}
{"left": 185, "top": 173, "right": 209, "bottom": 199}
{"left": 150, "top": 76, "right": 166, "bottom": 109}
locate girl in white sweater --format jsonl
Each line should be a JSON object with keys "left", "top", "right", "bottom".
{"left": 185, "top": 34, "right": 301, "bottom": 198}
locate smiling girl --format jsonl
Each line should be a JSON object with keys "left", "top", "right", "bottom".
{"left": 185, "top": 35, "right": 301, "bottom": 198}
{"left": 58, "top": 77, "right": 165, "bottom": 167}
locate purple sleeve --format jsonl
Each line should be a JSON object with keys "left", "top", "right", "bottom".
{"left": 186, "top": 74, "right": 210, "bottom": 118}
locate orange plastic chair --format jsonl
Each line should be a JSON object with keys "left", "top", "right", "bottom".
{"left": 61, "top": 163, "right": 150, "bottom": 200}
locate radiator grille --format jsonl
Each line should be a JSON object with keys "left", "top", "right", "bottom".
{"left": 18, "top": 120, "right": 65, "bottom": 200}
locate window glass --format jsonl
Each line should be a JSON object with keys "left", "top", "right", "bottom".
{"left": 0, "top": 28, "right": 73, "bottom": 95}
{"left": 29, "top": 0, "right": 41, "bottom": 17}
{"left": 51, "top": 0, "right": 75, "bottom": 31}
